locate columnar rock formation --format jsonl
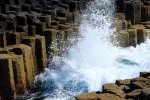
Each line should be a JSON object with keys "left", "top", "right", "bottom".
{"left": 0, "top": 0, "right": 82, "bottom": 99}
{"left": 0, "top": 0, "right": 150, "bottom": 99}
{"left": 115, "top": 0, "right": 150, "bottom": 47}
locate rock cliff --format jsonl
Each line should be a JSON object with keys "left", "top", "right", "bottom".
{"left": 0, "top": 0, "right": 150, "bottom": 99}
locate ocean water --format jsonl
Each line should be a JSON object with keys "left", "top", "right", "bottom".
{"left": 31, "top": 0, "right": 150, "bottom": 100}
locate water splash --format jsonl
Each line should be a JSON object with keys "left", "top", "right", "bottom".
{"left": 33, "top": 0, "right": 150, "bottom": 100}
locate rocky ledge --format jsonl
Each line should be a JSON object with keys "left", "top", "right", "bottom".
{"left": 76, "top": 71, "right": 150, "bottom": 100}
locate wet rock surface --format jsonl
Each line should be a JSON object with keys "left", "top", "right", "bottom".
{"left": 76, "top": 72, "right": 150, "bottom": 100}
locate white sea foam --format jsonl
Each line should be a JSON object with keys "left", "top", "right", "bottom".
{"left": 34, "top": 0, "right": 150, "bottom": 99}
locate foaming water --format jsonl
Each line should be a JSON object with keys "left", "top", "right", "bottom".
{"left": 33, "top": 0, "right": 150, "bottom": 100}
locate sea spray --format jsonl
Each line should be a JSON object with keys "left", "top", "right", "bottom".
{"left": 33, "top": 0, "right": 150, "bottom": 100}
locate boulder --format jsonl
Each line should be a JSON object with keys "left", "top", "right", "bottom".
{"left": 96, "top": 93, "right": 125, "bottom": 100}
{"left": 130, "top": 77, "right": 150, "bottom": 89}
{"left": 116, "top": 79, "right": 131, "bottom": 85}
{"left": 131, "top": 77, "right": 149, "bottom": 82}
{"left": 119, "top": 85, "right": 130, "bottom": 92}
{"left": 76, "top": 92, "right": 124, "bottom": 100}
{"left": 102, "top": 83, "right": 125, "bottom": 98}
{"left": 76, "top": 92, "right": 97, "bottom": 100}
{"left": 140, "top": 88, "right": 150, "bottom": 100}
{"left": 126, "top": 89, "right": 142, "bottom": 99}
{"left": 140, "top": 72, "right": 150, "bottom": 78}
{"left": 130, "top": 81, "right": 150, "bottom": 89}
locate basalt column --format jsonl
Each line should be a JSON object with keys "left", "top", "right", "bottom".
{"left": 0, "top": 54, "right": 16, "bottom": 100}
{"left": 7, "top": 44, "right": 35, "bottom": 89}
{"left": 125, "top": 1, "right": 141, "bottom": 25}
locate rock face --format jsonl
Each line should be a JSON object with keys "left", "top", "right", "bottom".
{"left": 10, "top": 53, "right": 26, "bottom": 94}
{"left": 0, "top": 0, "right": 150, "bottom": 99}
{"left": 76, "top": 72, "right": 150, "bottom": 100}
{"left": 0, "top": 54, "right": 16, "bottom": 100}
{"left": 0, "top": 0, "right": 81, "bottom": 99}
{"left": 115, "top": 0, "right": 150, "bottom": 47}
{"left": 21, "top": 35, "right": 47, "bottom": 73}
{"left": 6, "top": 44, "right": 35, "bottom": 88}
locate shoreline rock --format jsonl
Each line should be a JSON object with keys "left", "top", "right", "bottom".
{"left": 76, "top": 72, "right": 150, "bottom": 100}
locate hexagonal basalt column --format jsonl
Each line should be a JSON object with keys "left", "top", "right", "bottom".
{"left": 0, "top": 54, "right": 16, "bottom": 100}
